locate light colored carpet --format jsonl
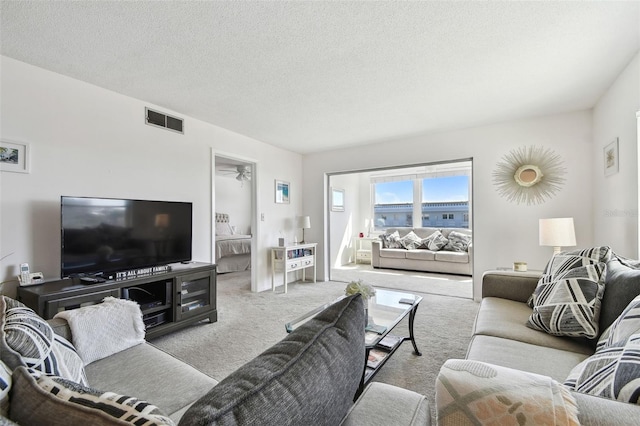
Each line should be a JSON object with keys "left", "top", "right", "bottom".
{"left": 331, "top": 263, "right": 473, "bottom": 299}
{"left": 151, "top": 270, "right": 479, "bottom": 422}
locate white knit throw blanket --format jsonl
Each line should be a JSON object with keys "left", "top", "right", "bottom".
{"left": 54, "top": 297, "right": 145, "bottom": 365}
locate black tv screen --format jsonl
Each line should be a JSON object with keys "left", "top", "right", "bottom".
{"left": 61, "top": 196, "right": 192, "bottom": 278}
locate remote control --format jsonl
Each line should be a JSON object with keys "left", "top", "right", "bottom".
{"left": 80, "top": 277, "right": 105, "bottom": 284}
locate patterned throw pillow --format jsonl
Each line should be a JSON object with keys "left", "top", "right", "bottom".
{"left": 399, "top": 231, "right": 422, "bottom": 250}
{"left": 0, "top": 296, "right": 86, "bottom": 385}
{"left": 527, "top": 263, "right": 606, "bottom": 339}
{"left": 597, "top": 294, "right": 640, "bottom": 351}
{"left": 9, "top": 367, "right": 174, "bottom": 425}
{"left": 421, "top": 231, "right": 448, "bottom": 251}
{"left": 0, "top": 361, "right": 10, "bottom": 417}
{"left": 564, "top": 334, "right": 640, "bottom": 405}
{"left": 443, "top": 231, "right": 471, "bottom": 252}
{"left": 379, "top": 231, "right": 402, "bottom": 249}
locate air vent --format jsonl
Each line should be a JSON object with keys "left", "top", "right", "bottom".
{"left": 145, "top": 107, "right": 184, "bottom": 134}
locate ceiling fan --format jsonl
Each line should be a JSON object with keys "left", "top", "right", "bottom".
{"left": 220, "top": 164, "right": 252, "bottom": 182}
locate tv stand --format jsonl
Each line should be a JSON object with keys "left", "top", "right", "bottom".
{"left": 17, "top": 262, "right": 216, "bottom": 340}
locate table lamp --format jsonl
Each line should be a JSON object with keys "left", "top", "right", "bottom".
{"left": 539, "top": 217, "right": 576, "bottom": 254}
{"left": 298, "top": 216, "right": 311, "bottom": 244}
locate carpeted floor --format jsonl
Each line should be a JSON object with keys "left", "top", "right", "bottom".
{"left": 151, "top": 270, "right": 479, "bottom": 422}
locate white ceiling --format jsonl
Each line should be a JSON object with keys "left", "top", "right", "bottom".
{"left": 1, "top": 1, "right": 638, "bottom": 154}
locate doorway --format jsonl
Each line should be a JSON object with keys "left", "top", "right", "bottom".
{"left": 213, "top": 153, "right": 258, "bottom": 292}
{"left": 327, "top": 159, "right": 473, "bottom": 299}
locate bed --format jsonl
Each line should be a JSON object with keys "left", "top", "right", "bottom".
{"left": 215, "top": 213, "right": 251, "bottom": 273}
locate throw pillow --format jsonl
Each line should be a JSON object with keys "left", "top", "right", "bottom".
{"left": 9, "top": 367, "right": 174, "bottom": 425}
{"left": 437, "top": 359, "right": 580, "bottom": 426}
{"left": 215, "top": 222, "right": 233, "bottom": 236}
{"left": 179, "top": 295, "right": 366, "bottom": 426}
{"left": 597, "top": 294, "right": 640, "bottom": 351}
{"left": 527, "top": 263, "right": 606, "bottom": 339}
{"left": 380, "top": 231, "right": 402, "bottom": 249}
{"left": 421, "top": 230, "right": 448, "bottom": 251}
{"left": 564, "top": 334, "right": 640, "bottom": 405}
{"left": 0, "top": 296, "right": 86, "bottom": 385}
{"left": 399, "top": 231, "right": 422, "bottom": 250}
{"left": 543, "top": 246, "right": 612, "bottom": 276}
{"left": 0, "top": 361, "right": 10, "bottom": 417}
{"left": 443, "top": 231, "right": 471, "bottom": 252}
{"left": 599, "top": 258, "right": 640, "bottom": 336}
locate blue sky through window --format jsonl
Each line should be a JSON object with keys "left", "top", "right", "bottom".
{"left": 375, "top": 176, "right": 469, "bottom": 204}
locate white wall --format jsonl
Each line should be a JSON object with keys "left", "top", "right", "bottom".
{"left": 328, "top": 173, "right": 362, "bottom": 266}
{"left": 0, "top": 56, "right": 303, "bottom": 296}
{"left": 304, "top": 111, "right": 595, "bottom": 300}
{"left": 214, "top": 174, "right": 252, "bottom": 234}
{"left": 592, "top": 52, "right": 640, "bottom": 258}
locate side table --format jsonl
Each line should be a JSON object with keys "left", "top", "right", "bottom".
{"left": 271, "top": 243, "right": 317, "bottom": 293}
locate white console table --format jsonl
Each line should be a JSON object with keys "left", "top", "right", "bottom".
{"left": 271, "top": 243, "right": 317, "bottom": 293}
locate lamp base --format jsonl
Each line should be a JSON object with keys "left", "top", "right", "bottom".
{"left": 553, "top": 246, "right": 562, "bottom": 255}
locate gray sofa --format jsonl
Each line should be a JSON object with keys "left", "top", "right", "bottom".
{"left": 372, "top": 227, "right": 472, "bottom": 276}
{"left": 2, "top": 295, "right": 430, "bottom": 425}
{"left": 440, "top": 258, "right": 640, "bottom": 425}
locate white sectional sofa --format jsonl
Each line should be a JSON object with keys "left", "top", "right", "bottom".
{"left": 371, "top": 227, "right": 472, "bottom": 276}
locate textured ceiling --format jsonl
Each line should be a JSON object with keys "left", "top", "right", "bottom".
{"left": 1, "top": 1, "right": 638, "bottom": 154}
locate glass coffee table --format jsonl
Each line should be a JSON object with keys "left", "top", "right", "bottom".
{"left": 285, "top": 287, "right": 423, "bottom": 395}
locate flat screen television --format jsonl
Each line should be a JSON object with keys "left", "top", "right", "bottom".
{"left": 61, "top": 196, "right": 192, "bottom": 278}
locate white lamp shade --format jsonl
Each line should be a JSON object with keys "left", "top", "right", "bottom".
{"left": 298, "top": 216, "right": 311, "bottom": 229}
{"left": 539, "top": 218, "right": 576, "bottom": 247}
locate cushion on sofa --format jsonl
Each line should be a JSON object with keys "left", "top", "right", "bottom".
{"left": 179, "top": 294, "right": 366, "bottom": 426}
{"left": 527, "top": 248, "right": 610, "bottom": 339}
{"left": 442, "top": 231, "right": 471, "bottom": 252}
{"left": 378, "top": 248, "right": 408, "bottom": 259}
{"left": 421, "top": 230, "right": 448, "bottom": 251}
{"left": 0, "top": 296, "right": 86, "bottom": 385}
{"left": 380, "top": 231, "right": 402, "bottom": 248}
{"left": 399, "top": 231, "right": 422, "bottom": 250}
{"left": 405, "top": 250, "right": 436, "bottom": 261}
{"left": 597, "top": 294, "right": 640, "bottom": 351}
{"left": 0, "top": 361, "right": 9, "bottom": 417}
{"left": 9, "top": 367, "right": 174, "bottom": 426}
{"left": 436, "top": 359, "right": 579, "bottom": 426}
{"left": 434, "top": 251, "right": 469, "bottom": 264}
{"left": 599, "top": 258, "right": 640, "bottom": 335}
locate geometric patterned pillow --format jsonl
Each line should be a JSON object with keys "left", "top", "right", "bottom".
{"left": 564, "top": 334, "right": 640, "bottom": 405}
{"left": 597, "top": 295, "right": 640, "bottom": 351}
{"left": 421, "top": 231, "right": 448, "bottom": 251}
{"left": 0, "top": 296, "right": 86, "bottom": 385}
{"left": 443, "top": 231, "right": 471, "bottom": 252}
{"left": 527, "top": 263, "right": 607, "bottom": 339}
{"left": 9, "top": 367, "right": 175, "bottom": 425}
{"left": 543, "top": 246, "right": 612, "bottom": 276}
{"left": 0, "top": 361, "right": 10, "bottom": 417}
{"left": 379, "top": 231, "right": 402, "bottom": 249}
{"left": 399, "top": 231, "right": 422, "bottom": 250}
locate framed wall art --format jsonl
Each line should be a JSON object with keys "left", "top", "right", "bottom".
{"left": 275, "top": 180, "right": 290, "bottom": 204}
{"left": 604, "top": 138, "right": 619, "bottom": 177}
{"left": 0, "top": 140, "right": 30, "bottom": 173}
{"left": 331, "top": 188, "right": 345, "bottom": 211}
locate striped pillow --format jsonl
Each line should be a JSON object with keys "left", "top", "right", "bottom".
{"left": 0, "top": 296, "right": 86, "bottom": 385}
{"left": 10, "top": 367, "right": 174, "bottom": 426}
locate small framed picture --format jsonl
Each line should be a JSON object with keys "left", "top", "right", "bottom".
{"left": 604, "top": 138, "right": 619, "bottom": 177}
{"left": 0, "top": 140, "right": 30, "bottom": 174}
{"left": 275, "top": 180, "right": 290, "bottom": 204}
{"left": 331, "top": 188, "right": 345, "bottom": 211}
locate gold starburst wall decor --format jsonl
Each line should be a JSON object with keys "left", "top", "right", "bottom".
{"left": 492, "top": 145, "right": 566, "bottom": 205}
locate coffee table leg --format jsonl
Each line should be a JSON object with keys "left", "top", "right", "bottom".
{"left": 409, "top": 305, "right": 422, "bottom": 356}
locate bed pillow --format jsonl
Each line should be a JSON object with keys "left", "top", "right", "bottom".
{"left": 400, "top": 231, "right": 422, "bottom": 250}
{"left": 180, "top": 295, "right": 365, "bottom": 426}
{"left": 0, "top": 296, "right": 86, "bottom": 385}
{"left": 215, "top": 222, "right": 233, "bottom": 236}
{"left": 9, "top": 367, "right": 174, "bottom": 425}
{"left": 421, "top": 230, "right": 448, "bottom": 251}
{"left": 380, "top": 231, "right": 402, "bottom": 249}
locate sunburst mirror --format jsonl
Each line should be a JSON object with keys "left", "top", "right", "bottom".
{"left": 492, "top": 145, "right": 566, "bottom": 205}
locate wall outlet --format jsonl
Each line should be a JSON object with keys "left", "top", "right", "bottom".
{"left": 261, "top": 213, "right": 265, "bottom": 221}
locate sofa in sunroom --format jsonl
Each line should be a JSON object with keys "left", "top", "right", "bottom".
{"left": 372, "top": 227, "right": 472, "bottom": 276}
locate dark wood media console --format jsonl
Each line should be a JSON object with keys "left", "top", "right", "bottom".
{"left": 17, "top": 262, "right": 216, "bottom": 340}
